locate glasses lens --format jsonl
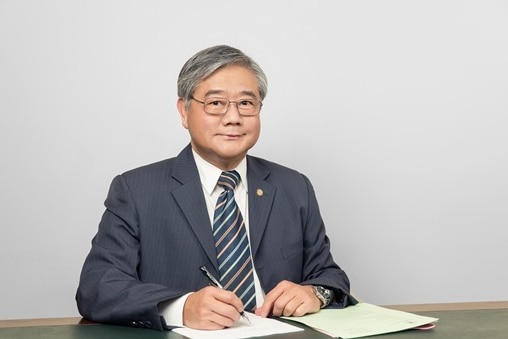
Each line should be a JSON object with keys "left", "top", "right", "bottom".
{"left": 204, "top": 98, "right": 229, "bottom": 114}
{"left": 203, "top": 97, "right": 261, "bottom": 115}
{"left": 237, "top": 100, "right": 258, "bottom": 115}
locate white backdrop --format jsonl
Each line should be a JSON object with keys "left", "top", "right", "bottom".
{"left": 1, "top": 0, "right": 507, "bottom": 319}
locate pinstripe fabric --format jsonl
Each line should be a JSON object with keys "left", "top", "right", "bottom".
{"left": 213, "top": 171, "right": 256, "bottom": 311}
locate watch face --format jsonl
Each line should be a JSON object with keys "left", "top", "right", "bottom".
{"left": 314, "top": 286, "right": 331, "bottom": 306}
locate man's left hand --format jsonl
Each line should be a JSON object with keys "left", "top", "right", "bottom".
{"left": 254, "top": 280, "right": 321, "bottom": 318}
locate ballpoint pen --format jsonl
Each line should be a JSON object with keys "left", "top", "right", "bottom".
{"left": 199, "top": 266, "right": 251, "bottom": 325}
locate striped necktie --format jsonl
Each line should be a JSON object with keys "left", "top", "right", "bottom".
{"left": 213, "top": 170, "right": 256, "bottom": 311}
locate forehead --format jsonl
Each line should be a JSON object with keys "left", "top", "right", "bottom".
{"left": 194, "top": 65, "right": 260, "bottom": 98}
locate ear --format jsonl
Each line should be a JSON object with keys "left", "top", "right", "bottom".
{"left": 177, "top": 98, "right": 189, "bottom": 129}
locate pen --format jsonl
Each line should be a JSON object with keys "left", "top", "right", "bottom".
{"left": 199, "top": 266, "right": 251, "bottom": 324}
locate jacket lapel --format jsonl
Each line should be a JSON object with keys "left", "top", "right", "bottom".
{"left": 170, "top": 148, "right": 277, "bottom": 270}
{"left": 171, "top": 145, "right": 218, "bottom": 269}
{"left": 246, "top": 156, "right": 276, "bottom": 259}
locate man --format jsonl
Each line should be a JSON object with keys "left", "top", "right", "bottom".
{"left": 76, "top": 45, "right": 356, "bottom": 331}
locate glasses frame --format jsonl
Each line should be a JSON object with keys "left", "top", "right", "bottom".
{"left": 191, "top": 96, "right": 263, "bottom": 116}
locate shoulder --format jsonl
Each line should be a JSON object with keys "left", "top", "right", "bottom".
{"left": 124, "top": 157, "right": 176, "bottom": 174}
{"left": 248, "top": 154, "right": 298, "bottom": 173}
{"left": 247, "top": 155, "right": 310, "bottom": 186}
{"left": 121, "top": 158, "right": 175, "bottom": 180}
{"left": 120, "top": 144, "right": 195, "bottom": 183}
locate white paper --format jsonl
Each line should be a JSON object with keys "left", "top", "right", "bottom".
{"left": 172, "top": 312, "right": 303, "bottom": 339}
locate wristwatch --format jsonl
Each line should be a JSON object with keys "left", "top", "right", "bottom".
{"left": 312, "top": 285, "right": 334, "bottom": 308}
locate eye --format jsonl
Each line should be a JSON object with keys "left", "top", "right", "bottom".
{"left": 206, "top": 98, "right": 228, "bottom": 107}
{"left": 238, "top": 99, "right": 255, "bottom": 107}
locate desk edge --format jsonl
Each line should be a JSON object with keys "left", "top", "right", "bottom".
{"left": 0, "top": 317, "right": 93, "bottom": 328}
{"left": 384, "top": 301, "right": 508, "bottom": 312}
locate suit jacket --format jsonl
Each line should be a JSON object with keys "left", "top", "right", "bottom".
{"left": 76, "top": 144, "right": 356, "bottom": 331}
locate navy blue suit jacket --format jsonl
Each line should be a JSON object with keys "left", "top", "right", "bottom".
{"left": 76, "top": 144, "right": 355, "bottom": 330}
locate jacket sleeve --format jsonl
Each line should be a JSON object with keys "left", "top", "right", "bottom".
{"left": 76, "top": 175, "right": 177, "bottom": 331}
{"left": 297, "top": 174, "right": 358, "bottom": 308}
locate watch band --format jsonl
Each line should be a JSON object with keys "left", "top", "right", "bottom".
{"left": 312, "top": 285, "right": 333, "bottom": 308}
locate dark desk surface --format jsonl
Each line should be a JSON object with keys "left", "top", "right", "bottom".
{"left": 1, "top": 302, "right": 507, "bottom": 339}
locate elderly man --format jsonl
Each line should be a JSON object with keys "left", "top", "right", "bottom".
{"left": 76, "top": 45, "right": 356, "bottom": 331}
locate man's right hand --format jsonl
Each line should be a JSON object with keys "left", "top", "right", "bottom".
{"left": 182, "top": 286, "right": 245, "bottom": 329}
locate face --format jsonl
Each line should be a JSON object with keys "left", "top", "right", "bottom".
{"left": 178, "top": 65, "right": 261, "bottom": 170}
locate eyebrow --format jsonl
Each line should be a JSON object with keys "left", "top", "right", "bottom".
{"left": 203, "top": 89, "right": 259, "bottom": 99}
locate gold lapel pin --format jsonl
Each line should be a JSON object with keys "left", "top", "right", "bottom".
{"left": 256, "top": 188, "right": 264, "bottom": 197}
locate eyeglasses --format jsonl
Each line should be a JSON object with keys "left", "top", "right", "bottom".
{"left": 191, "top": 96, "right": 262, "bottom": 116}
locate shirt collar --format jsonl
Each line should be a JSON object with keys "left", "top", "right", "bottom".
{"left": 192, "top": 149, "right": 248, "bottom": 196}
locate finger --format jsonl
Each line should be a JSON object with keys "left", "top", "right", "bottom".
{"left": 183, "top": 287, "right": 241, "bottom": 329}
{"left": 282, "top": 286, "right": 321, "bottom": 317}
{"left": 270, "top": 283, "right": 320, "bottom": 317}
{"left": 255, "top": 285, "right": 285, "bottom": 317}
{"left": 271, "top": 290, "right": 298, "bottom": 317}
{"left": 213, "top": 289, "right": 245, "bottom": 315}
{"left": 208, "top": 309, "right": 237, "bottom": 329}
{"left": 291, "top": 300, "right": 312, "bottom": 317}
{"left": 205, "top": 289, "right": 243, "bottom": 324}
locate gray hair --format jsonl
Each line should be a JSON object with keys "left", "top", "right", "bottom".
{"left": 177, "top": 45, "right": 268, "bottom": 108}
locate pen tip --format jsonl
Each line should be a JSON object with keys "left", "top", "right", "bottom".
{"left": 242, "top": 313, "right": 251, "bottom": 325}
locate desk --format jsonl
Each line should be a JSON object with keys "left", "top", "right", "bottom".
{"left": 382, "top": 301, "right": 508, "bottom": 339}
{"left": 1, "top": 302, "right": 507, "bottom": 339}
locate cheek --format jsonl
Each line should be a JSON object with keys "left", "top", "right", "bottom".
{"left": 188, "top": 118, "right": 213, "bottom": 137}
{"left": 251, "top": 120, "right": 261, "bottom": 136}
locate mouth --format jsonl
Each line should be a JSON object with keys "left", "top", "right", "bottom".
{"left": 219, "top": 133, "right": 244, "bottom": 139}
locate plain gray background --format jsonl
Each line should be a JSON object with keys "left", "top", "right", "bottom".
{"left": 1, "top": 0, "right": 507, "bottom": 319}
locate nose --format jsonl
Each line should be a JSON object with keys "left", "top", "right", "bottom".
{"left": 222, "top": 101, "right": 242, "bottom": 122}
{"left": 226, "top": 101, "right": 242, "bottom": 115}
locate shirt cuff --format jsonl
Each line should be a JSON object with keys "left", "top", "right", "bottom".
{"left": 158, "top": 292, "right": 192, "bottom": 327}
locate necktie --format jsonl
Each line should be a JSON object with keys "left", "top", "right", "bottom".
{"left": 213, "top": 170, "right": 256, "bottom": 311}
